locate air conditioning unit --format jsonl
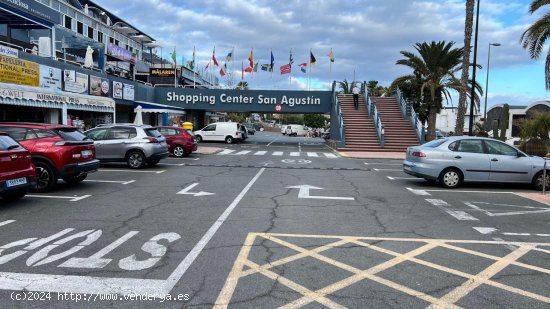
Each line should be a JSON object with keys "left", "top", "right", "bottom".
{"left": 38, "top": 37, "right": 51, "bottom": 58}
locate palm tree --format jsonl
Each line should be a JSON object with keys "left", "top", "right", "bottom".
{"left": 393, "top": 41, "right": 466, "bottom": 141}
{"left": 236, "top": 81, "right": 249, "bottom": 90}
{"left": 337, "top": 79, "right": 356, "bottom": 94}
{"left": 367, "top": 80, "right": 386, "bottom": 96}
{"left": 521, "top": 1, "right": 550, "bottom": 89}
{"left": 454, "top": 0, "right": 475, "bottom": 135}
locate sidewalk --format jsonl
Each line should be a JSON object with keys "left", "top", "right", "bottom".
{"left": 195, "top": 146, "right": 224, "bottom": 155}
{"left": 338, "top": 151, "right": 406, "bottom": 160}
{"left": 515, "top": 192, "right": 550, "bottom": 205}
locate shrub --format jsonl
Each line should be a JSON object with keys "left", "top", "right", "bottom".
{"left": 525, "top": 138, "right": 548, "bottom": 157}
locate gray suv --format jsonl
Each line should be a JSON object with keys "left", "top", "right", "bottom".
{"left": 84, "top": 125, "right": 169, "bottom": 168}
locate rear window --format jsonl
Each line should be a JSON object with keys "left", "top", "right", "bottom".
{"left": 145, "top": 128, "right": 162, "bottom": 137}
{"left": 0, "top": 135, "right": 22, "bottom": 150}
{"left": 422, "top": 139, "right": 447, "bottom": 148}
{"left": 55, "top": 128, "right": 88, "bottom": 141}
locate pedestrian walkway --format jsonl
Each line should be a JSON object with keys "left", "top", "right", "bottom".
{"left": 217, "top": 149, "right": 339, "bottom": 158}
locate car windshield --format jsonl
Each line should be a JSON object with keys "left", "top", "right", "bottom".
{"left": 145, "top": 128, "right": 162, "bottom": 137}
{"left": 0, "top": 135, "right": 22, "bottom": 150}
{"left": 185, "top": 130, "right": 195, "bottom": 137}
{"left": 422, "top": 138, "right": 447, "bottom": 148}
{"left": 55, "top": 128, "right": 89, "bottom": 141}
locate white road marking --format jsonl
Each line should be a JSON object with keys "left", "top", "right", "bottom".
{"left": 235, "top": 151, "right": 251, "bottom": 155}
{"left": 407, "top": 187, "right": 431, "bottom": 196}
{"left": 254, "top": 151, "right": 267, "bottom": 155}
{"left": 163, "top": 168, "right": 266, "bottom": 290}
{"left": 324, "top": 153, "right": 338, "bottom": 158}
{"left": 84, "top": 180, "right": 136, "bottom": 185}
{"left": 218, "top": 149, "right": 235, "bottom": 155}
{"left": 492, "top": 237, "right": 518, "bottom": 251}
{"left": 266, "top": 136, "right": 280, "bottom": 146}
{"left": 464, "top": 201, "right": 550, "bottom": 217}
{"left": 474, "top": 227, "right": 550, "bottom": 238}
{"left": 373, "top": 168, "right": 401, "bottom": 171}
{"left": 387, "top": 176, "right": 421, "bottom": 180}
{"left": 0, "top": 220, "right": 15, "bottom": 228}
{"left": 289, "top": 152, "right": 300, "bottom": 157}
{"left": 25, "top": 195, "right": 91, "bottom": 202}
{"left": 307, "top": 152, "right": 319, "bottom": 157}
{"left": 425, "top": 199, "right": 479, "bottom": 221}
{"left": 365, "top": 162, "right": 402, "bottom": 166}
{"left": 421, "top": 189, "right": 517, "bottom": 194}
{"left": 176, "top": 183, "right": 215, "bottom": 197}
{"left": 473, "top": 227, "right": 498, "bottom": 235}
{"left": 97, "top": 169, "right": 166, "bottom": 174}
{"left": 286, "top": 185, "right": 355, "bottom": 201}
{"left": 537, "top": 234, "right": 550, "bottom": 237}
{"left": 157, "top": 163, "right": 186, "bottom": 166}
{"left": 502, "top": 233, "right": 531, "bottom": 236}
{"left": 272, "top": 151, "right": 284, "bottom": 156}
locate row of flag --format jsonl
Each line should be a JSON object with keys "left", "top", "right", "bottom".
{"left": 170, "top": 47, "right": 336, "bottom": 78}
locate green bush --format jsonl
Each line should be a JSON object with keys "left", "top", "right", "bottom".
{"left": 525, "top": 138, "right": 548, "bottom": 157}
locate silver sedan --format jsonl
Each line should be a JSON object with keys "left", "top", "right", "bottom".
{"left": 403, "top": 136, "right": 550, "bottom": 190}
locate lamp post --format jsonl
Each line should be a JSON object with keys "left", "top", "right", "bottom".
{"left": 483, "top": 43, "right": 500, "bottom": 122}
{"left": 468, "top": 0, "right": 481, "bottom": 136}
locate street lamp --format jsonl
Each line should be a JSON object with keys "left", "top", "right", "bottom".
{"left": 483, "top": 43, "right": 501, "bottom": 122}
{"left": 468, "top": 0, "right": 481, "bottom": 136}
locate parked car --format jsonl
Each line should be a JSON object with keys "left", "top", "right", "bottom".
{"left": 0, "top": 133, "right": 36, "bottom": 200}
{"left": 84, "top": 125, "right": 169, "bottom": 169}
{"left": 243, "top": 123, "right": 256, "bottom": 135}
{"left": 193, "top": 122, "right": 244, "bottom": 144}
{"left": 0, "top": 123, "right": 99, "bottom": 192}
{"left": 403, "top": 136, "right": 550, "bottom": 190}
{"left": 155, "top": 126, "right": 198, "bottom": 157}
{"left": 285, "top": 124, "right": 307, "bottom": 137}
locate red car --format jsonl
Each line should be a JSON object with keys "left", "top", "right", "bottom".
{"left": 0, "top": 123, "right": 100, "bottom": 192}
{"left": 156, "top": 126, "right": 198, "bottom": 157}
{"left": 0, "top": 133, "right": 36, "bottom": 201}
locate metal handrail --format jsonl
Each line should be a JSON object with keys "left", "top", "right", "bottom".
{"left": 329, "top": 81, "right": 345, "bottom": 148}
{"left": 395, "top": 87, "right": 425, "bottom": 142}
{"left": 364, "top": 82, "right": 384, "bottom": 147}
{"left": 0, "top": 40, "right": 24, "bottom": 51}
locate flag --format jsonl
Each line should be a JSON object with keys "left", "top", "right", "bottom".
{"left": 270, "top": 51, "right": 275, "bottom": 72}
{"left": 248, "top": 49, "right": 254, "bottom": 68}
{"left": 289, "top": 50, "right": 294, "bottom": 66}
{"left": 212, "top": 47, "right": 219, "bottom": 66}
{"left": 298, "top": 63, "right": 307, "bottom": 73}
{"left": 253, "top": 62, "right": 258, "bottom": 72}
{"left": 220, "top": 67, "right": 225, "bottom": 76}
{"left": 328, "top": 49, "right": 334, "bottom": 62}
{"left": 310, "top": 50, "right": 316, "bottom": 64}
{"left": 205, "top": 60, "right": 210, "bottom": 70}
{"left": 226, "top": 49, "right": 233, "bottom": 62}
{"left": 280, "top": 63, "right": 291, "bottom": 75}
{"left": 261, "top": 64, "right": 271, "bottom": 71}
{"left": 170, "top": 47, "right": 177, "bottom": 67}
{"left": 245, "top": 66, "right": 252, "bottom": 73}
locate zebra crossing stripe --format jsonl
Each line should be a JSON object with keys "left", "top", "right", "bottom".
{"left": 324, "top": 153, "right": 338, "bottom": 158}
{"left": 217, "top": 150, "right": 339, "bottom": 158}
{"left": 218, "top": 149, "right": 235, "bottom": 155}
{"left": 272, "top": 152, "right": 284, "bottom": 156}
{"left": 307, "top": 152, "right": 319, "bottom": 157}
{"left": 235, "top": 151, "right": 251, "bottom": 155}
{"left": 254, "top": 151, "right": 268, "bottom": 155}
{"left": 290, "top": 152, "right": 300, "bottom": 157}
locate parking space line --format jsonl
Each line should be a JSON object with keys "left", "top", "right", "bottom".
{"left": 373, "top": 168, "right": 401, "bottom": 171}
{"left": 0, "top": 220, "right": 15, "bottom": 227}
{"left": 365, "top": 162, "right": 402, "bottom": 166}
{"left": 425, "top": 199, "right": 479, "bottom": 221}
{"left": 157, "top": 163, "right": 186, "bottom": 166}
{"left": 387, "top": 176, "right": 421, "bottom": 180}
{"left": 97, "top": 169, "right": 166, "bottom": 174}
{"left": 26, "top": 195, "right": 91, "bottom": 202}
{"left": 407, "top": 188, "right": 431, "bottom": 196}
{"left": 84, "top": 180, "right": 136, "bottom": 185}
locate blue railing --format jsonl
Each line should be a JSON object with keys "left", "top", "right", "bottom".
{"left": 330, "top": 81, "right": 346, "bottom": 148}
{"left": 395, "top": 87, "right": 425, "bottom": 143}
{"left": 364, "top": 83, "right": 384, "bottom": 147}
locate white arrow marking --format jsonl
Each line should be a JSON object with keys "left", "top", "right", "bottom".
{"left": 473, "top": 227, "right": 499, "bottom": 235}
{"left": 259, "top": 161, "right": 274, "bottom": 167}
{"left": 286, "top": 185, "right": 354, "bottom": 200}
{"left": 177, "top": 183, "right": 215, "bottom": 197}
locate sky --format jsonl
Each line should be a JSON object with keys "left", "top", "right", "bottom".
{"left": 95, "top": 0, "right": 549, "bottom": 110}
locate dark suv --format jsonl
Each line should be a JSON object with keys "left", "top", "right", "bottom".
{"left": 0, "top": 123, "right": 99, "bottom": 192}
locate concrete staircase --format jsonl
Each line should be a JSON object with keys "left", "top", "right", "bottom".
{"left": 371, "top": 96, "right": 419, "bottom": 152}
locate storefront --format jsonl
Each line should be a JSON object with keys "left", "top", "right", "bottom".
{"left": 0, "top": 82, "right": 115, "bottom": 129}
{"left": 134, "top": 101, "right": 185, "bottom": 126}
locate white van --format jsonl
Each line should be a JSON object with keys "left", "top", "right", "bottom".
{"left": 194, "top": 122, "right": 243, "bottom": 144}
{"left": 285, "top": 124, "right": 307, "bottom": 136}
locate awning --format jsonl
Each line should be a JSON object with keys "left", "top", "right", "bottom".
{"left": 0, "top": 97, "right": 63, "bottom": 109}
{"left": 134, "top": 101, "right": 185, "bottom": 115}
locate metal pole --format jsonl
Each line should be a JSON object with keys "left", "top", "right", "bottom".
{"left": 468, "top": 0, "right": 481, "bottom": 136}
{"left": 544, "top": 160, "right": 547, "bottom": 195}
{"left": 483, "top": 43, "right": 500, "bottom": 123}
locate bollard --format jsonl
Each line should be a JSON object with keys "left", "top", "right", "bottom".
{"left": 544, "top": 160, "right": 547, "bottom": 195}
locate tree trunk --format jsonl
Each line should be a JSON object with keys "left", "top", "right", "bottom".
{"left": 426, "top": 105, "right": 437, "bottom": 141}
{"left": 454, "top": 0, "right": 475, "bottom": 136}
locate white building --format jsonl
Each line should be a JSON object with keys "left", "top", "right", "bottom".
{"left": 436, "top": 107, "right": 481, "bottom": 134}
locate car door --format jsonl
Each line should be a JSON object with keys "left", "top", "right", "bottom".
{"left": 484, "top": 139, "right": 533, "bottom": 183}
{"left": 103, "top": 127, "right": 134, "bottom": 160}
{"left": 159, "top": 128, "right": 177, "bottom": 150}
{"left": 85, "top": 128, "right": 109, "bottom": 159}
{"left": 202, "top": 124, "right": 216, "bottom": 141}
{"left": 452, "top": 139, "right": 490, "bottom": 182}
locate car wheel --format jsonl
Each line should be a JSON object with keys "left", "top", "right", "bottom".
{"left": 63, "top": 174, "right": 87, "bottom": 185}
{"left": 1, "top": 189, "right": 27, "bottom": 201}
{"left": 532, "top": 171, "right": 550, "bottom": 191}
{"left": 33, "top": 162, "right": 57, "bottom": 192}
{"left": 148, "top": 159, "right": 160, "bottom": 166}
{"left": 225, "top": 136, "right": 233, "bottom": 144}
{"left": 438, "top": 168, "right": 462, "bottom": 189}
{"left": 126, "top": 151, "right": 146, "bottom": 169}
{"left": 173, "top": 146, "right": 185, "bottom": 158}
{"left": 195, "top": 135, "right": 203, "bottom": 143}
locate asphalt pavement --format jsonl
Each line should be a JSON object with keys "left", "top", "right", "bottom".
{"left": 0, "top": 131, "right": 548, "bottom": 308}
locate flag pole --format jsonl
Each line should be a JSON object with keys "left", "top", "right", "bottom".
{"left": 329, "top": 48, "right": 332, "bottom": 73}
{"left": 289, "top": 48, "right": 292, "bottom": 87}
{"left": 193, "top": 46, "right": 196, "bottom": 88}
{"left": 308, "top": 48, "right": 311, "bottom": 91}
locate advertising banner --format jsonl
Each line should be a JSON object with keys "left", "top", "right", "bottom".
{"left": 39, "top": 65, "right": 61, "bottom": 91}
{"left": 106, "top": 43, "right": 137, "bottom": 64}
{"left": 113, "top": 81, "right": 123, "bottom": 99}
{"left": 150, "top": 68, "right": 176, "bottom": 77}
{"left": 0, "top": 45, "right": 18, "bottom": 58}
{"left": 123, "top": 83, "right": 135, "bottom": 101}
{"left": 63, "top": 70, "right": 88, "bottom": 94}
{"left": 89, "top": 76, "right": 110, "bottom": 97}
{"left": 0, "top": 55, "right": 39, "bottom": 86}
{"left": 0, "top": 85, "right": 115, "bottom": 108}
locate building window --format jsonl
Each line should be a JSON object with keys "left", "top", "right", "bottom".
{"left": 98, "top": 32, "right": 103, "bottom": 43}
{"left": 115, "top": 40, "right": 119, "bottom": 46}
{"left": 64, "top": 15, "right": 72, "bottom": 30}
{"left": 87, "top": 27, "right": 94, "bottom": 39}
{"left": 109, "top": 37, "right": 114, "bottom": 44}
{"left": 77, "top": 21, "right": 83, "bottom": 35}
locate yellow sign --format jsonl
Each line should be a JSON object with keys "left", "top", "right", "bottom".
{"left": 0, "top": 55, "right": 39, "bottom": 87}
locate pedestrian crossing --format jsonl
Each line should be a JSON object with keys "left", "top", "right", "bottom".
{"left": 218, "top": 149, "right": 339, "bottom": 158}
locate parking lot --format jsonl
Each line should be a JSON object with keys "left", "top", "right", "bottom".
{"left": 0, "top": 132, "right": 549, "bottom": 308}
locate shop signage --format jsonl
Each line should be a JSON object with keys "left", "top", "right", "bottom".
{"left": 0, "top": 0, "right": 62, "bottom": 24}
{"left": 0, "top": 45, "right": 18, "bottom": 58}
{"left": 106, "top": 43, "right": 137, "bottom": 64}
{"left": 89, "top": 75, "right": 110, "bottom": 97}
{"left": 0, "top": 55, "right": 39, "bottom": 86}
{"left": 113, "top": 81, "right": 123, "bottom": 99}
{"left": 0, "top": 86, "right": 115, "bottom": 108}
{"left": 39, "top": 65, "right": 61, "bottom": 91}
{"left": 63, "top": 70, "right": 88, "bottom": 94}
{"left": 150, "top": 68, "right": 176, "bottom": 77}
{"left": 123, "top": 83, "right": 134, "bottom": 101}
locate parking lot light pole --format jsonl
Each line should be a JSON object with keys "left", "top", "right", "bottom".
{"left": 469, "top": 0, "right": 481, "bottom": 136}
{"left": 483, "top": 43, "right": 501, "bottom": 122}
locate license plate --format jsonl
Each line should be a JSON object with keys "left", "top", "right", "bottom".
{"left": 6, "top": 177, "right": 27, "bottom": 187}
{"left": 81, "top": 150, "right": 93, "bottom": 157}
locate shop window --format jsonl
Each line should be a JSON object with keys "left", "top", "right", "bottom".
{"left": 77, "top": 21, "right": 83, "bottom": 35}
{"left": 64, "top": 15, "right": 72, "bottom": 30}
